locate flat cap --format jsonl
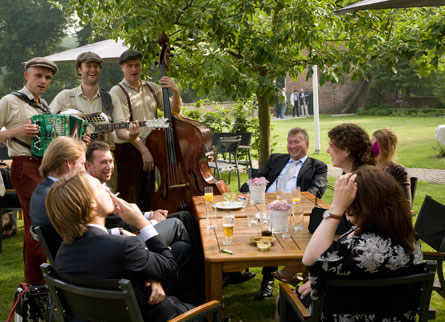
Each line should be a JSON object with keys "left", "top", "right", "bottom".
{"left": 119, "top": 49, "right": 142, "bottom": 64}
{"left": 76, "top": 52, "right": 103, "bottom": 65}
{"left": 24, "top": 57, "right": 58, "bottom": 74}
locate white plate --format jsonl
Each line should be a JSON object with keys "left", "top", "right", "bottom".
{"left": 213, "top": 201, "right": 244, "bottom": 210}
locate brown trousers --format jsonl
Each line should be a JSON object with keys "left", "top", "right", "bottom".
{"left": 11, "top": 156, "right": 46, "bottom": 285}
{"left": 113, "top": 143, "right": 154, "bottom": 212}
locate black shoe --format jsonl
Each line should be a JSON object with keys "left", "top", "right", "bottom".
{"left": 256, "top": 280, "right": 274, "bottom": 299}
{"left": 225, "top": 271, "right": 256, "bottom": 285}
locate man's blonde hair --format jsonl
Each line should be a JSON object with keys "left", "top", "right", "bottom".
{"left": 46, "top": 168, "right": 94, "bottom": 244}
{"left": 39, "top": 137, "right": 86, "bottom": 178}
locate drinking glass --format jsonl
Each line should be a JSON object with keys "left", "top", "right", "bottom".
{"left": 291, "top": 203, "right": 304, "bottom": 231}
{"left": 239, "top": 194, "right": 248, "bottom": 212}
{"left": 261, "top": 212, "right": 272, "bottom": 236}
{"left": 222, "top": 213, "right": 235, "bottom": 245}
{"left": 276, "top": 177, "right": 286, "bottom": 199}
{"left": 204, "top": 186, "right": 213, "bottom": 204}
{"left": 291, "top": 187, "right": 301, "bottom": 204}
{"left": 206, "top": 205, "right": 217, "bottom": 229}
{"left": 223, "top": 192, "right": 237, "bottom": 203}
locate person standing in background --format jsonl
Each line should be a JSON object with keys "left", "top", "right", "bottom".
{"left": 289, "top": 89, "right": 300, "bottom": 118}
{"left": 0, "top": 57, "right": 57, "bottom": 284}
{"left": 299, "top": 88, "right": 309, "bottom": 117}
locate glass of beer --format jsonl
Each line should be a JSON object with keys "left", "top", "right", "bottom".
{"left": 222, "top": 213, "right": 235, "bottom": 245}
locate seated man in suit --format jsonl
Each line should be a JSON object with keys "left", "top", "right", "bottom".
{"left": 46, "top": 168, "right": 195, "bottom": 321}
{"left": 85, "top": 141, "right": 196, "bottom": 302}
{"left": 30, "top": 137, "right": 86, "bottom": 258}
{"left": 241, "top": 127, "right": 328, "bottom": 299}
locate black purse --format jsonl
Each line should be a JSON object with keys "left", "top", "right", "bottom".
{"left": 308, "top": 197, "right": 350, "bottom": 235}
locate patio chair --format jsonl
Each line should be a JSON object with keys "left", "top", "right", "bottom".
{"left": 41, "top": 263, "right": 222, "bottom": 322}
{"left": 279, "top": 262, "right": 437, "bottom": 322}
{"left": 213, "top": 132, "right": 254, "bottom": 174}
{"left": 414, "top": 195, "right": 445, "bottom": 299}
{"left": 209, "top": 136, "right": 242, "bottom": 190}
{"left": 34, "top": 226, "right": 55, "bottom": 265}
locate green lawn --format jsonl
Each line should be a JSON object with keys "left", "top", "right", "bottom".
{"left": 1, "top": 115, "right": 444, "bottom": 321}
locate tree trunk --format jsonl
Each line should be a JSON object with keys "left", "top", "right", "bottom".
{"left": 257, "top": 93, "right": 271, "bottom": 168}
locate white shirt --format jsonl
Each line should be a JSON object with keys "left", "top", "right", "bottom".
{"left": 266, "top": 155, "right": 308, "bottom": 193}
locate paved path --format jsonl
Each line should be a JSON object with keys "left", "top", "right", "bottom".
{"left": 328, "top": 165, "right": 445, "bottom": 184}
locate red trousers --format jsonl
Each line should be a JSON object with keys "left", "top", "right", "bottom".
{"left": 11, "top": 156, "right": 46, "bottom": 285}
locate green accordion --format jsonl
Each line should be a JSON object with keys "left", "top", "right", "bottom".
{"left": 31, "top": 114, "right": 88, "bottom": 157}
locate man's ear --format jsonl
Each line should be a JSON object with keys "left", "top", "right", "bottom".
{"left": 91, "top": 199, "right": 97, "bottom": 209}
{"left": 85, "top": 161, "right": 91, "bottom": 171}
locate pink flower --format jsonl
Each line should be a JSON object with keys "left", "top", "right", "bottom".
{"left": 371, "top": 140, "right": 380, "bottom": 157}
{"left": 267, "top": 200, "right": 292, "bottom": 211}
{"left": 247, "top": 177, "right": 269, "bottom": 186}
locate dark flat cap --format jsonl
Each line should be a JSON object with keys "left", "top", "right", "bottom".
{"left": 76, "top": 52, "right": 103, "bottom": 65}
{"left": 24, "top": 57, "right": 58, "bottom": 74}
{"left": 119, "top": 49, "right": 142, "bottom": 64}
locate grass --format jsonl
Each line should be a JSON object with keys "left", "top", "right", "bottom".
{"left": 271, "top": 114, "right": 445, "bottom": 169}
{"left": 1, "top": 115, "right": 445, "bottom": 321}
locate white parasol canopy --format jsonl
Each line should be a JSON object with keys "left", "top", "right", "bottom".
{"left": 335, "top": 0, "right": 445, "bottom": 14}
{"left": 44, "top": 39, "right": 129, "bottom": 63}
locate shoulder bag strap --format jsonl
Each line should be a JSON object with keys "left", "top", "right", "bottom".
{"left": 116, "top": 83, "right": 133, "bottom": 121}
{"left": 99, "top": 88, "right": 114, "bottom": 118}
{"left": 10, "top": 92, "right": 49, "bottom": 114}
{"left": 145, "top": 82, "right": 159, "bottom": 119}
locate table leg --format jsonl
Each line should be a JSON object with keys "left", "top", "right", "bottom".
{"left": 205, "top": 261, "right": 223, "bottom": 301}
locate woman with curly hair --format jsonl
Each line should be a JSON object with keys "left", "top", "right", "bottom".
{"left": 327, "top": 123, "right": 376, "bottom": 172}
{"left": 372, "top": 128, "right": 411, "bottom": 207}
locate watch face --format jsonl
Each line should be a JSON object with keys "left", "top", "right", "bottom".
{"left": 322, "top": 210, "right": 329, "bottom": 219}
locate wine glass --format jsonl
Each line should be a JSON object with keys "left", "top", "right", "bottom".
{"left": 222, "top": 213, "right": 235, "bottom": 245}
{"left": 223, "top": 192, "right": 237, "bottom": 203}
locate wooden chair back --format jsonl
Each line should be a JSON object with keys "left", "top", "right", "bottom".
{"left": 279, "top": 262, "right": 437, "bottom": 322}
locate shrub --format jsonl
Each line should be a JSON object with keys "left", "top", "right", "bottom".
{"left": 357, "top": 106, "right": 445, "bottom": 117}
{"left": 182, "top": 98, "right": 277, "bottom": 161}
{"left": 433, "top": 143, "right": 445, "bottom": 157}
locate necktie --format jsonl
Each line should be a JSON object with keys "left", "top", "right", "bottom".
{"left": 281, "top": 160, "right": 297, "bottom": 187}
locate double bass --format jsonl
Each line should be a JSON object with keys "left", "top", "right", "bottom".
{"left": 146, "top": 33, "right": 229, "bottom": 214}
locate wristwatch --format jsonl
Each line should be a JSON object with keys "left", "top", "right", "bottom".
{"left": 322, "top": 210, "right": 343, "bottom": 220}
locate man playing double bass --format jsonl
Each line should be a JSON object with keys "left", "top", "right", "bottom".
{"left": 110, "top": 49, "right": 182, "bottom": 211}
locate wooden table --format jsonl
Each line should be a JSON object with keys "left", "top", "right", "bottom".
{"left": 193, "top": 191, "right": 329, "bottom": 220}
{"left": 194, "top": 192, "right": 329, "bottom": 301}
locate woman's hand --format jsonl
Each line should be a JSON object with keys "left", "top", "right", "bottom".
{"left": 329, "top": 173, "right": 357, "bottom": 216}
{"left": 297, "top": 280, "right": 311, "bottom": 299}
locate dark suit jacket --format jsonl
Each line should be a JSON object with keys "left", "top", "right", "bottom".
{"left": 241, "top": 154, "right": 328, "bottom": 198}
{"left": 56, "top": 226, "right": 180, "bottom": 321}
{"left": 30, "top": 177, "right": 61, "bottom": 258}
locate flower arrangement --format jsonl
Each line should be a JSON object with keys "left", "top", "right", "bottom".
{"left": 267, "top": 200, "right": 292, "bottom": 211}
{"left": 247, "top": 177, "right": 269, "bottom": 186}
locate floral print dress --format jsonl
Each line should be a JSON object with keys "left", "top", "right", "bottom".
{"left": 308, "top": 229, "right": 423, "bottom": 322}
